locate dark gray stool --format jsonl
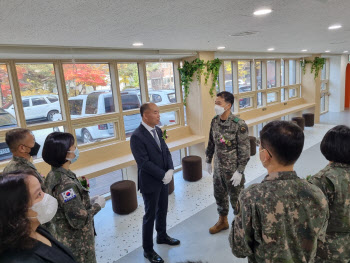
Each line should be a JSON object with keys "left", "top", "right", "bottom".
{"left": 110, "top": 180, "right": 138, "bottom": 215}
{"left": 182, "top": 155, "right": 202, "bottom": 182}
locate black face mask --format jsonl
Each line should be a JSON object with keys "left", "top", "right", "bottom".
{"left": 29, "top": 142, "right": 41, "bottom": 156}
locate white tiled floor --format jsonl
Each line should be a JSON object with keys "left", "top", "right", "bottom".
{"left": 94, "top": 123, "right": 335, "bottom": 263}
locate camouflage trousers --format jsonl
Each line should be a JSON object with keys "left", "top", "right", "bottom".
{"left": 213, "top": 169, "right": 245, "bottom": 216}
{"left": 315, "top": 232, "right": 350, "bottom": 262}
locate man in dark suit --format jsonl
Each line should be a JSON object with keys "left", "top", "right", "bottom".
{"left": 130, "top": 103, "right": 180, "bottom": 263}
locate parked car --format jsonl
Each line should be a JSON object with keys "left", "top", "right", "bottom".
{"left": 5, "top": 95, "right": 60, "bottom": 121}
{"left": 146, "top": 90, "right": 177, "bottom": 125}
{"left": 0, "top": 108, "right": 17, "bottom": 161}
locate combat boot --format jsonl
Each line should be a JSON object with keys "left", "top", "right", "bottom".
{"left": 209, "top": 215, "right": 229, "bottom": 234}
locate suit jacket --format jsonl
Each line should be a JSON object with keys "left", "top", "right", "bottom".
{"left": 130, "top": 124, "right": 174, "bottom": 193}
{"left": 0, "top": 226, "right": 77, "bottom": 263}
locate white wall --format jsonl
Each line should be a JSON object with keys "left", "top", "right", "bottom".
{"left": 329, "top": 55, "right": 347, "bottom": 112}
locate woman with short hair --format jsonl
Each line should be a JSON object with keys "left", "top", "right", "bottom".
{"left": 309, "top": 125, "right": 350, "bottom": 262}
{"left": 0, "top": 172, "right": 77, "bottom": 263}
{"left": 42, "top": 132, "right": 105, "bottom": 263}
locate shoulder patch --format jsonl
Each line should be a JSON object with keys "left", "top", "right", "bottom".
{"left": 240, "top": 126, "right": 247, "bottom": 133}
{"left": 233, "top": 117, "right": 240, "bottom": 123}
{"left": 61, "top": 188, "right": 77, "bottom": 203}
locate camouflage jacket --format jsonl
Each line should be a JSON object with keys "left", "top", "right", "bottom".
{"left": 2, "top": 156, "right": 46, "bottom": 191}
{"left": 44, "top": 166, "right": 101, "bottom": 263}
{"left": 308, "top": 162, "right": 350, "bottom": 233}
{"left": 230, "top": 171, "right": 329, "bottom": 263}
{"left": 206, "top": 113, "right": 250, "bottom": 173}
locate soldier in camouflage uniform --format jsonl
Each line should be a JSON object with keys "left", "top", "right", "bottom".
{"left": 229, "top": 121, "right": 329, "bottom": 263}
{"left": 2, "top": 128, "right": 45, "bottom": 191}
{"left": 43, "top": 132, "right": 105, "bottom": 263}
{"left": 308, "top": 125, "right": 350, "bottom": 262}
{"left": 206, "top": 91, "right": 250, "bottom": 234}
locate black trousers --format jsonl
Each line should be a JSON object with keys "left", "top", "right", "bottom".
{"left": 142, "top": 184, "right": 169, "bottom": 252}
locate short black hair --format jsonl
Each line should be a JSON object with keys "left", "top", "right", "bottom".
{"left": 5, "top": 128, "right": 31, "bottom": 151}
{"left": 260, "top": 120, "right": 304, "bottom": 166}
{"left": 217, "top": 91, "right": 234, "bottom": 106}
{"left": 0, "top": 172, "right": 35, "bottom": 253}
{"left": 140, "top": 103, "right": 151, "bottom": 117}
{"left": 42, "top": 132, "right": 75, "bottom": 167}
{"left": 320, "top": 125, "right": 350, "bottom": 164}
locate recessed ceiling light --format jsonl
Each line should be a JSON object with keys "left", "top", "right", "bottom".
{"left": 267, "top": 48, "right": 275, "bottom": 51}
{"left": 254, "top": 9, "right": 272, "bottom": 16}
{"left": 325, "top": 50, "right": 330, "bottom": 53}
{"left": 217, "top": 46, "right": 226, "bottom": 50}
{"left": 343, "top": 51, "right": 349, "bottom": 53}
{"left": 132, "top": 42, "right": 143, "bottom": 47}
{"left": 328, "top": 24, "right": 342, "bottom": 30}
{"left": 301, "top": 49, "right": 308, "bottom": 52}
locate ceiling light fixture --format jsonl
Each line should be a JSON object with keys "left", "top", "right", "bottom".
{"left": 267, "top": 48, "right": 275, "bottom": 51}
{"left": 325, "top": 50, "right": 330, "bottom": 53}
{"left": 301, "top": 49, "right": 307, "bottom": 52}
{"left": 254, "top": 9, "right": 272, "bottom": 16}
{"left": 328, "top": 24, "right": 342, "bottom": 30}
{"left": 217, "top": 46, "right": 226, "bottom": 50}
{"left": 343, "top": 51, "right": 349, "bottom": 53}
{"left": 132, "top": 42, "right": 144, "bottom": 47}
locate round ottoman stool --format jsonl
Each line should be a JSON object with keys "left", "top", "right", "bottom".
{"left": 182, "top": 155, "right": 202, "bottom": 182}
{"left": 168, "top": 176, "right": 175, "bottom": 195}
{"left": 110, "top": 180, "right": 138, "bottom": 215}
{"left": 249, "top": 136, "right": 256, "bottom": 156}
{"left": 291, "top": 117, "right": 305, "bottom": 130}
{"left": 302, "top": 113, "right": 315, "bottom": 127}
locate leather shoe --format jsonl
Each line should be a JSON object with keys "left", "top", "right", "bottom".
{"left": 143, "top": 250, "right": 164, "bottom": 263}
{"left": 156, "top": 234, "right": 180, "bottom": 245}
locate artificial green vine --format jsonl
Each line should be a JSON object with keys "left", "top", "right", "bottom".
{"left": 300, "top": 57, "right": 325, "bottom": 79}
{"left": 178, "top": 58, "right": 222, "bottom": 105}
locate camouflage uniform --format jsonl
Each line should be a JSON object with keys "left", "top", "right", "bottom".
{"left": 2, "top": 156, "right": 46, "bottom": 191}
{"left": 229, "top": 171, "right": 329, "bottom": 263}
{"left": 206, "top": 113, "right": 250, "bottom": 215}
{"left": 308, "top": 162, "right": 350, "bottom": 262}
{"left": 44, "top": 166, "right": 101, "bottom": 263}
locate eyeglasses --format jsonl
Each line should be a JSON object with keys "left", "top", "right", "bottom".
{"left": 256, "top": 139, "right": 272, "bottom": 158}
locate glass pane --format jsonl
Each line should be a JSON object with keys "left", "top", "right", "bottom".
{"left": 289, "top": 88, "right": 297, "bottom": 98}
{"left": 75, "top": 123, "right": 115, "bottom": 145}
{"left": 239, "top": 97, "right": 252, "bottom": 109}
{"left": 257, "top": 92, "right": 262, "bottom": 107}
{"left": 255, "top": 61, "right": 262, "bottom": 90}
{"left": 238, "top": 61, "right": 252, "bottom": 93}
{"left": 281, "top": 59, "right": 285, "bottom": 86}
{"left": 321, "top": 82, "right": 327, "bottom": 90}
{"left": 267, "top": 92, "right": 278, "bottom": 103}
{"left": 321, "top": 94, "right": 326, "bottom": 112}
{"left": 0, "top": 140, "right": 12, "bottom": 162}
{"left": 267, "top": 60, "right": 276, "bottom": 88}
{"left": 160, "top": 111, "right": 177, "bottom": 127}
{"left": 289, "top": 60, "right": 296, "bottom": 85}
{"left": 281, "top": 88, "right": 286, "bottom": 101}
{"left": 321, "top": 64, "right": 327, "bottom": 80}
{"left": 1, "top": 64, "right": 18, "bottom": 129}
{"left": 172, "top": 150, "right": 181, "bottom": 167}
{"left": 224, "top": 61, "right": 233, "bottom": 93}
{"left": 63, "top": 64, "right": 113, "bottom": 119}
{"left": 146, "top": 62, "right": 176, "bottom": 105}
{"left": 124, "top": 114, "right": 142, "bottom": 137}
{"left": 16, "top": 63, "right": 60, "bottom": 124}
{"left": 89, "top": 169, "right": 123, "bottom": 196}
{"left": 32, "top": 126, "right": 64, "bottom": 159}
{"left": 117, "top": 63, "right": 141, "bottom": 110}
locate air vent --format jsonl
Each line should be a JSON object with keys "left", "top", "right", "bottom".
{"left": 230, "top": 31, "right": 258, "bottom": 37}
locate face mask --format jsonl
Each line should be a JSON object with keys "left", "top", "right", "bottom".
{"left": 214, "top": 105, "right": 227, "bottom": 116}
{"left": 67, "top": 148, "right": 79, "bottom": 164}
{"left": 28, "top": 142, "right": 41, "bottom": 156}
{"left": 29, "top": 193, "right": 58, "bottom": 224}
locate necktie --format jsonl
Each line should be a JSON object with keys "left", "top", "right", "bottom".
{"left": 151, "top": 129, "right": 161, "bottom": 149}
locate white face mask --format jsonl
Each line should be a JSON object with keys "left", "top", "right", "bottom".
{"left": 29, "top": 193, "right": 58, "bottom": 224}
{"left": 214, "top": 104, "right": 228, "bottom": 116}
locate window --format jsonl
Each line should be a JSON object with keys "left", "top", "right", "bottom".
{"left": 69, "top": 100, "right": 83, "bottom": 115}
{"left": 239, "top": 97, "right": 252, "bottom": 109}
{"left": 32, "top": 127, "right": 64, "bottom": 159}
{"left": 160, "top": 111, "right": 177, "bottom": 127}
{"left": 289, "top": 60, "right": 296, "bottom": 85}
{"left": 121, "top": 93, "right": 140, "bottom": 111}
{"left": 124, "top": 114, "right": 142, "bottom": 137}
{"left": 321, "top": 94, "right": 326, "bottom": 112}
{"left": 146, "top": 62, "right": 176, "bottom": 105}
{"left": 75, "top": 123, "right": 116, "bottom": 145}
{"left": 0, "top": 140, "right": 12, "bottom": 162}
{"left": 117, "top": 63, "right": 141, "bottom": 109}
{"left": 321, "top": 63, "right": 327, "bottom": 80}
{"left": 151, "top": 94, "right": 162, "bottom": 103}
{"left": 321, "top": 83, "right": 327, "bottom": 90}
{"left": 167, "top": 93, "right": 176, "bottom": 103}
{"left": 257, "top": 92, "right": 263, "bottom": 107}
{"left": 32, "top": 97, "right": 48, "bottom": 106}
{"left": 267, "top": 92, "right": 278, "bottom": 103}
{"left": 89, "top": 169, "right": 123, "bottom": 196}
{"left": 16, "top": 63, "right": 60, "bottom": 123}
{"left": 281, "top": 88, "right": 286, "bottom": 101}
{"left": 47, "top": 96, "right": 59, "bottom": 103}
{"left": 255, "top": 61, "right": 262, "bottom": 90}
{"left": 22, "top": 99, "right": 29, "bottom": 107}
{"left": 63, "top": 64, "right": 113, "bottom": 118}
{"left": 267, "top": 60, "right": 276, "bottom": 88}
{"left": 172, "top": 150, "right": 181, "bottom": 168}
{"left": 224, "top": 61, "right": 233, "bottom": 93}
{"left": 281, "top": 59, "right": 285, "bottom": 86}
{"left": 289, "top": 88, "right": 297, "bottom": 98}
{"left": 238, "top": 61, "right": 252, "bottom": 93}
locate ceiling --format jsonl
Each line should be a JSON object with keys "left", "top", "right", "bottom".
{"left": 0, "top": 0, "right": 350, "bottom": 55}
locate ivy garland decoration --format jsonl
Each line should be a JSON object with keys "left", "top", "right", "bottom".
{"left": 300, "top": 57, "right": 326, "bottom": 79}
{"left": 178, "top": 58, "right": 222, "bottom": 105}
